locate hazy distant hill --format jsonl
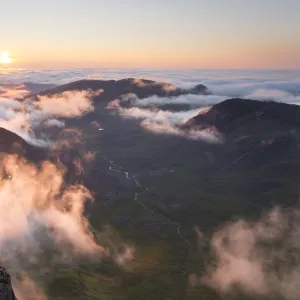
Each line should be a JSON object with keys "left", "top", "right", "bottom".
{"left": 39, "top": 78, "right": 210, "bottom": 100}
{"left": 23, "top": 82, "right": 56, "bottom": 94}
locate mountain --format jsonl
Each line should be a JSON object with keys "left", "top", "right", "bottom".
{"left": 184, "top": 99, "right": 295, "bottom": 172}
{"left": 15, "top": 81, "right": 300, "bottom": 300}
{"left": 38, "top": 78, "right": 210, "bottom": 101}
{"left": 185, "top": 98, "right": 300, "bottom": 133}
{"left": 189, "top": 83, "right": 210, "bottom": 95}
{"left": 184, "top": 98, "right": 300, "bottom": 168}
{"left": 22, "top": 82, "right": 56, "bottom": 94}
{"left": 0, "top": 127, "right": 89, "bottom": 187}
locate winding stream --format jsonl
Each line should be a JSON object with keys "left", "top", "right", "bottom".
{"left": 106, "top": 158, "right": 191, "bottom": 271}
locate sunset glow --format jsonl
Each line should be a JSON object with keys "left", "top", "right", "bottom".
{"left": 2, "top": 1, "right": 300, "bottom": 69}
{"left": 0, "top": 52, "right": 12, "bottom": 64}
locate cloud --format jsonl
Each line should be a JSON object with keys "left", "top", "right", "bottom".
{"left": 1, "top": 68, "right": 298, "bottom": 90}
{"left": 120, "top": 93, "right": 227, "bottom": 108}
{"left": 202, "top": 207, "right": 300, "bottom": 300}
{"left": 0, "top": 97, "right": 23, "bottom": 109}
{"left": 2, "top": 69, "right": 299, "bottom": 107}
{"left": 43, "top": 119, "right": 65, "bottom": 128}
{"left": 141, "top": 119, "right": 223, "bottom": 144}
{"left": 108, "top": 100, "right": 223, "bottom": 144}
{"left": 0, "top": 89, "right": 97, "bottom": 146}
{"left": 35, "top": 90, "right": 98, "bottom": 118}
{"left": 0, "top": 154, "right": 100, "bottom": 254}
{"left": 246, "top": 89, "right": 300, "bottom": 104}
{"left": 0, "top": 153, "right": 105, "bottom": 298}
{"left": 141, "top": 119, "right": 183, "bottom": 136}
{"left": 208, "top": 80, "right": 300, "bottom": 98}
{"left": 0, "top": 84, "right": 30, "bottom": 99}
{"left": 110, "top": 101, "right": 206, "bottom": 125}
{"left": 131, "top": 78, "right": 177, "bottom": 92}
{"left": 0, "top": 82, "right": 54, "bottom": 99}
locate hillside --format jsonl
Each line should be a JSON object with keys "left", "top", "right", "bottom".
{"left": 5, "top": 81, "right": 300, "bottom": 300}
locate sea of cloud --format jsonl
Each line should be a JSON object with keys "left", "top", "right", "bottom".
{"left": 1, "top": 68, "right": 300, "bottom": 104}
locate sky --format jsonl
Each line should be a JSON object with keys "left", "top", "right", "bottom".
{"left": 1, "top": 0, "right": 300, "bottom": 69}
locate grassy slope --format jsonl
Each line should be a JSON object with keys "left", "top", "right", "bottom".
{"left": 42, "top": 100, "right": 300, "bottom": 300}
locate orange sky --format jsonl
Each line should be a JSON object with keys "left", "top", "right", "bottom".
{"left": 1, "top": 0, "right": 300, "bottom": 69}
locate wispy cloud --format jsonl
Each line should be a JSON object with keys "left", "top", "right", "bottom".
{"left": 201, "top": 207, "right": 300, "bottom": 300}
{"left": 246, "top": 89, "right": 300, "bottom": 104}
{"left": 120, "top": 93, "right": 226, "bottom": 108}
{"left": 0, "top": 84, "right": 30, "bottom": 99}
{"left": 107, "top": 99, "right": 223, "bottom": 144}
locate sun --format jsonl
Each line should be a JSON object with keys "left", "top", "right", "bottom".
{"left": 0, "top": 52, "right": 13, "bottom": 64}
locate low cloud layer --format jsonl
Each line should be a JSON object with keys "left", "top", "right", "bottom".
{"left": 202, "top": 207, "right": 300, "bottom": 300}
{"left": 120, "top": 93, "right": 227, "bottom": 108}
{"left": 0, "top": 89, "right": 97, "bottom": 145}
{"left": 0, "top": 82, "right": 56, "bottom": 99}
{"left": 1, "top": 69, "right": 299, "bottom": 105}
{"left": 0, "top": 84, "right": 30, "bottom": 99}
{"left": 246, "top": 89, "right": 300, "bottom": 104}
{"left": 107, "top": 99, "right": 223, "bottom": 144}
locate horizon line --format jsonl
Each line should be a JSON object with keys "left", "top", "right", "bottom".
{"left": 1, "top": 67, "right": 300, "bottom": 72}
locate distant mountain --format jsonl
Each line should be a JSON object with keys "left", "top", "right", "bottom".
{"left": 22, "top": 82, "right": 56, "bottom": 94}
{"left": 189, "top": 83, "right": 210, "bottom": 95}
{"left": 38, "top": 78, "right": 210, "bottom": 101}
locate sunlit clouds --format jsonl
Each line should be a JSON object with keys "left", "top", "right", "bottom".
{"left": 107, "top": 97, "right": 223, "bottom": 144}
{"left": 0, "top": 88, "right": 98, "bottom": 146}
{"left": 200, "top": 207, "right": 300, "bottom": 300}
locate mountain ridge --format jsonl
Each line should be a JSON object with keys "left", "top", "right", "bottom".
{"left": 36, "top": 78, "right": 210, "bottom": 100}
